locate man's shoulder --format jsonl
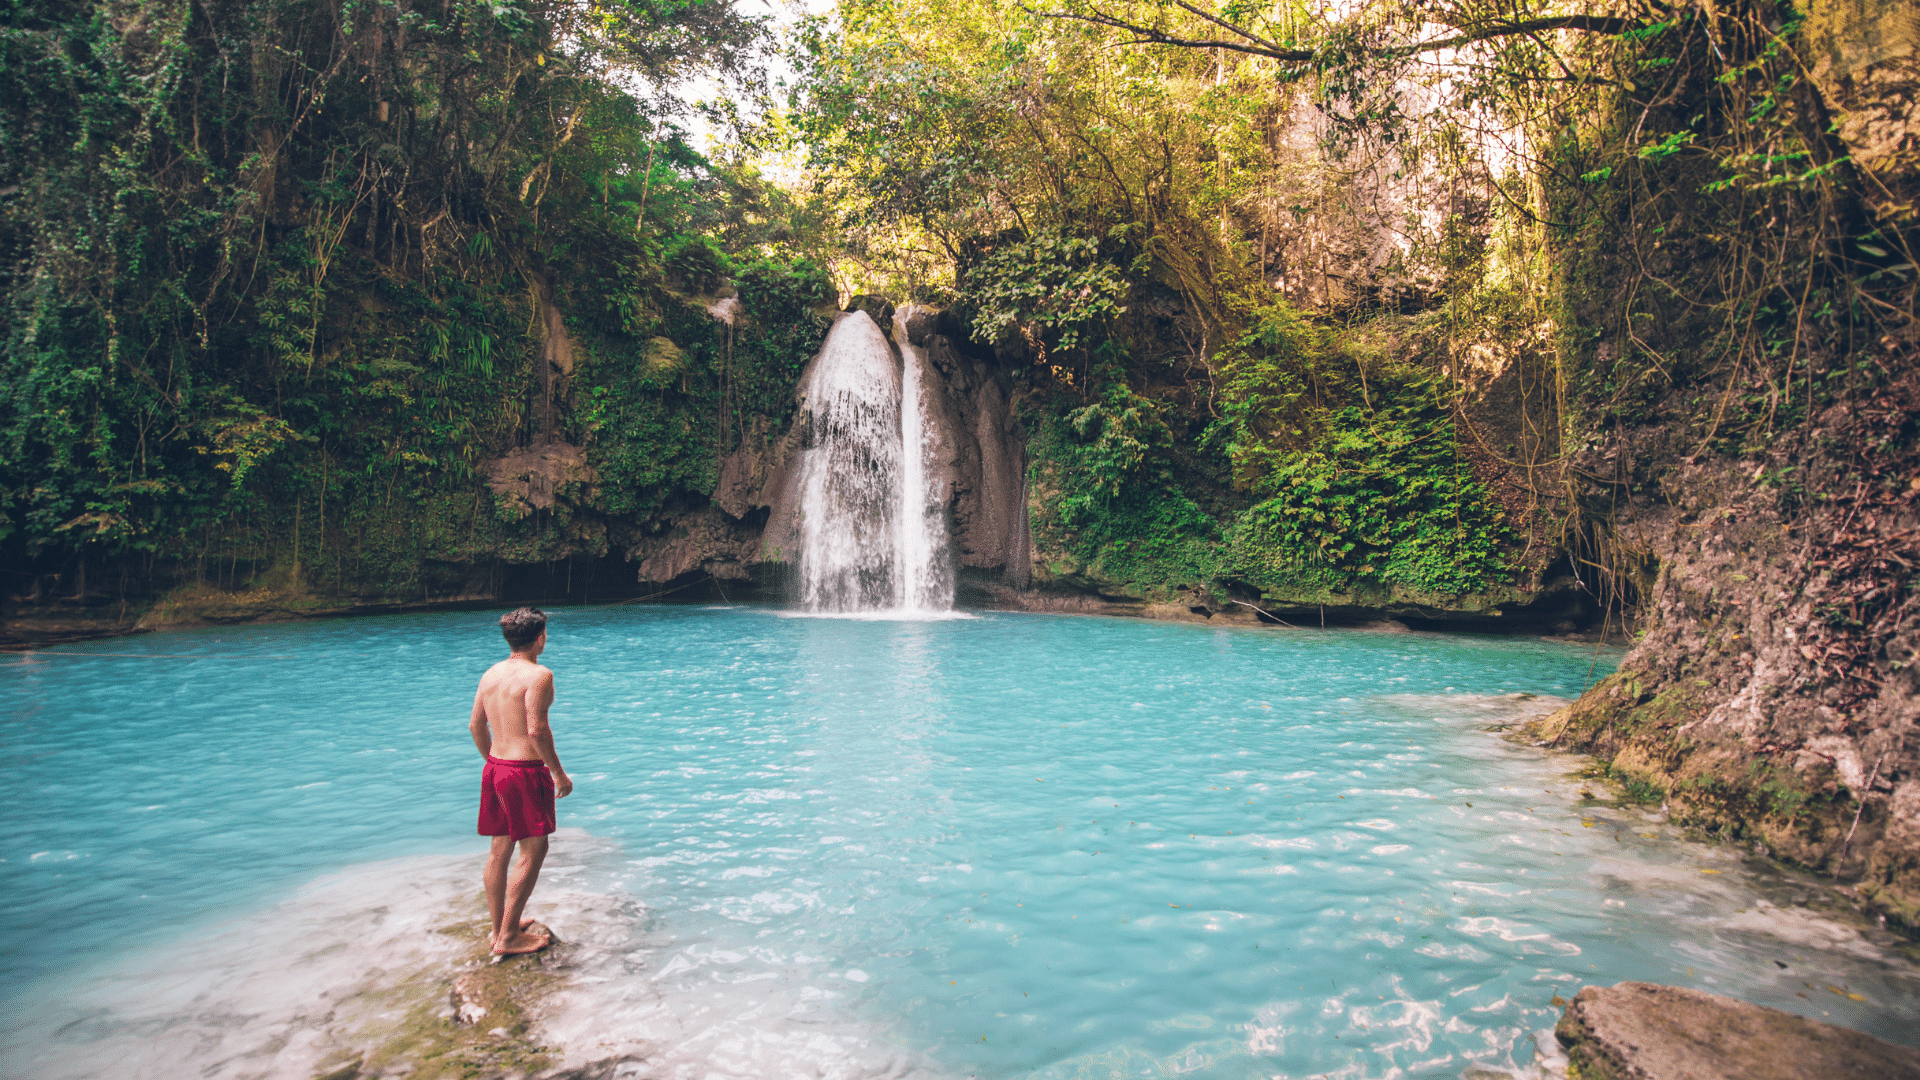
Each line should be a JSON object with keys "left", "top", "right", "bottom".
{"left": 511, "top": 658, "right": 554, "bottom": 686}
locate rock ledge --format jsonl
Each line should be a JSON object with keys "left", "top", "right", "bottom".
{"left": 1555, "top": 981, "right": 1920, "bottom": 1080}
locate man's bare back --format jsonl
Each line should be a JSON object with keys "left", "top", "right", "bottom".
{"left": 473, "top": 656, "right": 568, "bottom": 771}
{"left": 471, "top": 607, "right": 572, "bottom": 955}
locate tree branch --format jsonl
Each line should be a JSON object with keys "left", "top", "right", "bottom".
{"left": 1168, "top": 0, "right": 1290, "bottom": 57}
{"left": 1027, "top": 7, "right": 1650, "bottom": 64}
{"left": 1413, "top": 15, "right": 1647, "bottom": 53}
{"left": 1033, "top": 8, "right": 1314, "bottom": 61}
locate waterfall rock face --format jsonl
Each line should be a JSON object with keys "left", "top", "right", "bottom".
{"left": 893, "top": 306, "right": 957, "bottom": 610}
{"left": 747, "top": 306, "right": 1028, "bottom": 605}
{"left": 655, "top": 303, "right": 1028, "bottom": 604}
{"left": 903, "top": 308, "right": 1030, "bottom": 588}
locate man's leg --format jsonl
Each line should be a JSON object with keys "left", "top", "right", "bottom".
{"left": 493, "top": 833, "right": 550, "bottom": 953}
{"left": 485, "top": 835, "right": 515, "bottom": 943}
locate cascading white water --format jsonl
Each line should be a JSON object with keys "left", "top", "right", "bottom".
{"left": 793, "top": 307, "right": 953, "bottom": 614}
{"left": 794, "top": 312, "right": 902, "bottom": 611}
{"left": 894, "top": 305, "right": 955, "bottom": 612}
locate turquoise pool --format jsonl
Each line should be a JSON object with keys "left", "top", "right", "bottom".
{"left": 4, "top": 606, "right": 1914, "bottom": 1079}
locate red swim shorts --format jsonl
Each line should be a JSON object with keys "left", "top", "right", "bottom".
{"left": 477, "top": 756, "right": 557, "bottom": 841}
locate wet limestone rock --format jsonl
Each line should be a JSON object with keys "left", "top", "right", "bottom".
{"left": 312, "top": 918, "right": 574, "bottom": 1079}
{"left": 633, "top": 506, "right": 761, "bottom": 584}
{"left": 710, "top": 416, "right": 794, "bottom": 523}
{"left": 1554, "top": 981, "right": 1920, "bottom": 1080}
{"left": 911, "top": 313, "right": 1029, "bottom": 585}
{"left": 1530, "top": 352, "right": 1920, "bottom": 930}
{"left": 487, "top": 442, "right": 596, "bottom": 517}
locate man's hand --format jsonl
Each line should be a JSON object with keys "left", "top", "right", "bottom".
{"left": 553, "top": 771, "right": 573, "bottom": 799}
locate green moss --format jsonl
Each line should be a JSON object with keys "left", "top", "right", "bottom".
{"left": 310, "top": 918, "right": 566, "bottom": 1080}
{"left": 1575, "top": 759, "right": 1669, "bottom": 806}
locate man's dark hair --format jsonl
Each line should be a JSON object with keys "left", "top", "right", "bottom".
{"left": 500, "top": 606, "right": 547, "bottom": 649}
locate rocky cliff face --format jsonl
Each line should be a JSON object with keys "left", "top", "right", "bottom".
{"left": 1531, "top": 343, "right": 1920, "bottom": 929}
{"left": 1518, "top": 8, "right": 1920, "bottom": 932}
{"left": 905, "top": 307, "right": 1031, "bottom": 588}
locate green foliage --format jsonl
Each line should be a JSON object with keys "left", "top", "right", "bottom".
{"left": 0, "top": 0, "right": 783, "bottom": 589}
{"left": 1023, "top": 317, "right": 1516, "bottom": 601}
{"left": 964, "top": 228, "right": 1133, "bottom": 355}
{"left": 730, "top": 253, "right": 834, "bottom": 425}
{"left": 575, "top": 251, "right": 830, "bottom": 520}
{"left": 1026, "top": 372, "right": 1223, "bottom": 595}
{"left": 737, "top": 255, "right": 835, "bottom": 317}
{"left": 664, "top": 234, "right": 736, "bottom": 294}
{"left": 1229, "top": 398, "right": 1510, "bottom": 596}
{"left": 1210, "top": 298, "right": 1326, "bottom": 490}
{"left": 1208, "top": 299, "right": 1513, "bottom": 596}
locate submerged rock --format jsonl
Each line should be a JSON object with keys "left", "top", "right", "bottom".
{"left": 1554, "top": 981, "right": 1920, "bottom": 1079}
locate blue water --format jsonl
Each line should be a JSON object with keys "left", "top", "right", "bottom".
{"left": 4, "top": 606, "right": 1916, "bottom": 1079}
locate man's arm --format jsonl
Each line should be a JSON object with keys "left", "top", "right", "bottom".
{"left": 524, "top": 668, "right": 572, "bottom": 798}
{"left": 469, "top": 689, "right": 492, "bottom": 758}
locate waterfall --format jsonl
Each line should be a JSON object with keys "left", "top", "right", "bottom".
{"left": 895, "top": 305, "right": 955, "bottom": 611}
{"left": 793, "top": 308, "right": 953, "bottom": 614}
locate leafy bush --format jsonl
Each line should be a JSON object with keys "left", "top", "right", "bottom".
{"left": 963, "top": 227, "right": 1132, "bottom": 355}
{"left": 1228, "top": 397, "right": 1510, "bottom": 596}
{"left": 1210, "top": 299, "right": 1514, "bottom": 596}
{"left": 664, "top": 234, "right": 735, "bottom": 294}
{"left": 737, "top": 255, "right": 835, "bottom": 319}
{"left": 1026, "top": 371, "right": 1222, "bottom": 595}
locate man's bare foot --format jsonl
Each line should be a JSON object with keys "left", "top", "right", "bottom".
{"left": 492, "top": 929, "right": 551, "bottom": 956}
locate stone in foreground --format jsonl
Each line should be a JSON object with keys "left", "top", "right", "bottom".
{"left": 1555, "top": 981, "right": 1920, "bottom": 1080}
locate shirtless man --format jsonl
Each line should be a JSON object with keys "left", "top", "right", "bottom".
{"left": 470, "top": 606, "right": 573, "bottom": 955}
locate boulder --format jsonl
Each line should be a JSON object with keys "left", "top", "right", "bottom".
{"left": 903, "top": 304, "right": 968, "bottom": 345}
{"left": 844, "top": 293, "right": 895, "bottom": 325}
{"left": 1554, "top": 981, "right": 1920, "bottom": 1080}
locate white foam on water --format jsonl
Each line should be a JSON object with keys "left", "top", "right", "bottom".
{"left": 3, "top": 853, "right": 477, "bottom": 1080}
{"left": 529, "top": 837, "right": 945, "bottom": 1080}
{"left": 1374, "top": 692, "right": 1573, "bottom": 722}
{"left": 774, "top": 608, "right": 977, "bottom": 622}
{"left": 3, "top": 832, "right": 946, "bottom": 1080}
